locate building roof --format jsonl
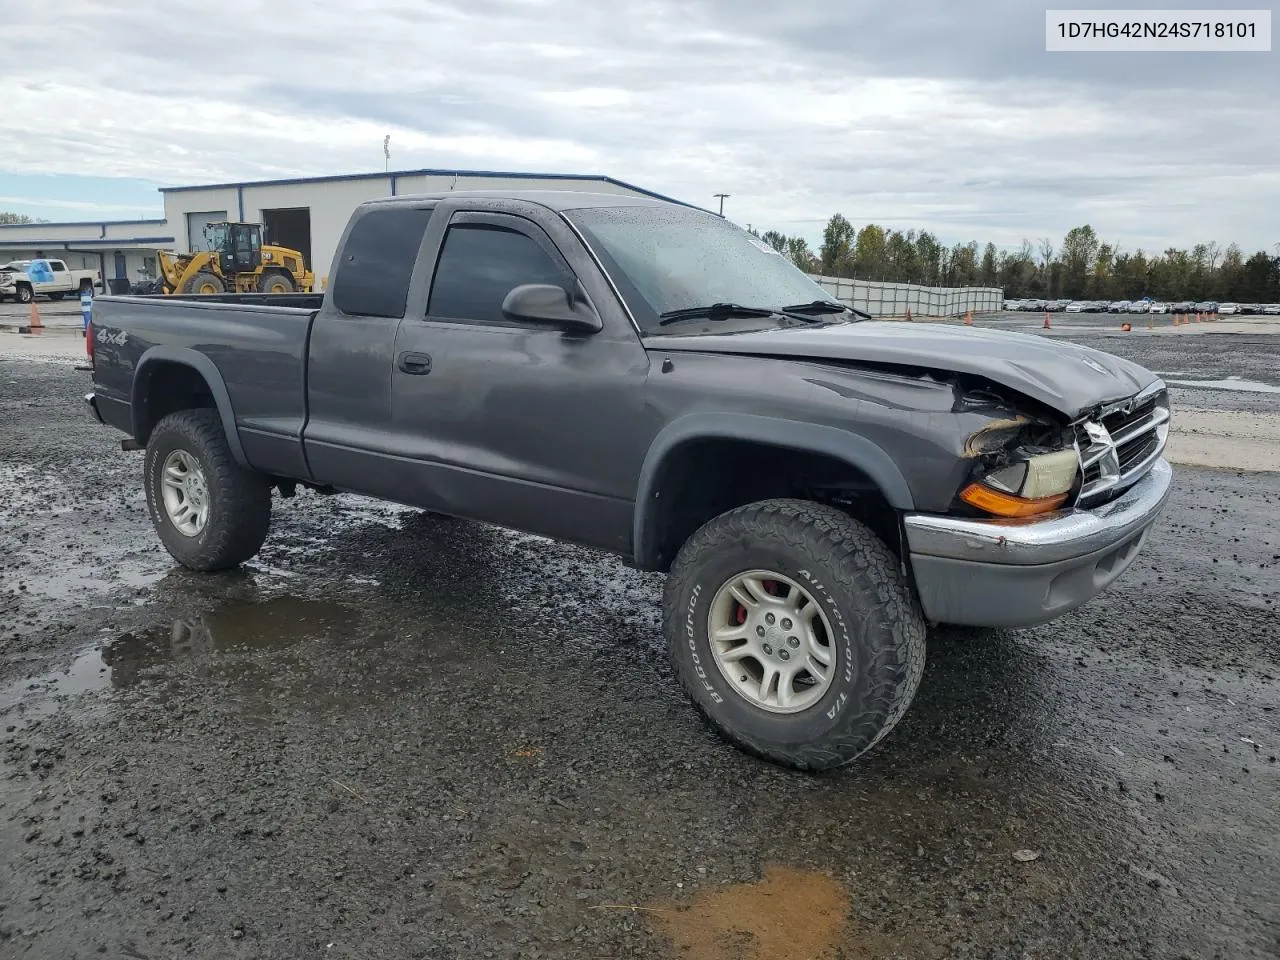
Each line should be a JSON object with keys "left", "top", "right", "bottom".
{"left": 0, "top": 218, "right": 166, "bottom": 230}
{"left": 158, "top": 167, "right": 704, "bottom": 211}
{"left": 365, "top": 189, "right": 693, "bottom": 213}
{"left": 0, "top": 236, "right": 175, "bottom": 248}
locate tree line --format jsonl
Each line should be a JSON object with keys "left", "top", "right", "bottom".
{"left": 750, "top": 216, "right": 1280, "bottom": 303}
{"left": 0, "top": 212, "right": 48, "bottom": 225}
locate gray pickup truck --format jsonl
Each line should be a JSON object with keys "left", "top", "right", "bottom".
{"left": 85, "top": 190, "right": 1173, "bottom": 771}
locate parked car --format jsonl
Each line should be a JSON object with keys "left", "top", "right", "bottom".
{"left": 1262, "top": 303, "right": 1280, "bottom": 315}
{"left": 1148, "top": 302, "right": 1169, "bottom": 314}
{"left": 1218, "top": 302, "right": 1240, "bottom": 316}
{"left": 1064, "top": 301, "right": 1087, "bottom": 313}
{"left": 83, "top": 189, "right": 1175, "bottom": 772}
{"left": 1238, "top": 304, "right": 1259, "bottom": 315}
{"left": 1194, "top": 301, "right": 1219, "bottom": 314}
{"left": 0, "top": 257, "right": 102, "bottom": 303}
{"left": 1108, "top": 300, "right": 1131, "bottom": 313}
{"left": 1020, "top": 299, "right": 1045, "bottom": 311}
{"left": 1127, "top": 300, "right": 1151, "bottom": 313}
{"left": 1002, "top": 299, "right": 1023, "bottom": 311}
{"left": 1170, "top": 301, "right": 1194, "bottom": 313}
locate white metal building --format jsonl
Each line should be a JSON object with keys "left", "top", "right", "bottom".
{"left": 0, "top": 219, "right": 174, "bottom": 290}
{"left": 1, "top": 168, "right": 692, "bottom": 292}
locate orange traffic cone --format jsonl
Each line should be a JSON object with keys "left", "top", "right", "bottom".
{"left": 904, "top": 306, "right": 912, "bottom": 322}
{"left": 1043, "top": 311, "right": 1051, "bottom": 329}
{"left": 18, "top": 298, "right": 43, "bottom": 335}
{"left": 1121, "top": 322, "right": 1132, "bottom": 332}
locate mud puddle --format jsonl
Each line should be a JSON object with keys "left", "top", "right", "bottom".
{"left": 1, "top": 595, "right": 359, "bottom": 730}
{"left": 649, "top": 866, "right": 852, "bottom": 960}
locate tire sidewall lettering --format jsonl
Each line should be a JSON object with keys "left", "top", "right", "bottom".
{"left": 798, "top": 568, "right": 855, "bottom": 714}
{"left": 684, "top": 583, "right": 723, "bottom": 704}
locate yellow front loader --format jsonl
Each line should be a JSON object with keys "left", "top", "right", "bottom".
{"left": 157, "top": 221, "right": 315, "bottom": 295}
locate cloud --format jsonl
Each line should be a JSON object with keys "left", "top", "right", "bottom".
{"left": 0, "top": 0, "right": 1275, "bottom": 252}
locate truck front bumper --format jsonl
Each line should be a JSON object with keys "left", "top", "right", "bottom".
{"left": 904, "top": 458, "right": 1173, "bottom": 628}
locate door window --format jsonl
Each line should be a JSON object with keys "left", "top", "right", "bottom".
{"left": 427, "top": 223, "right": 571, "bottom": 325}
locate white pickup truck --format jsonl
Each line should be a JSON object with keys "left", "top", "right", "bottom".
{"left": 0, "top": 258, "right": 102, "bottom": 303}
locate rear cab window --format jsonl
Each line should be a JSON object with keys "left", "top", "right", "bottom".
{"left": 331, "top": 206, "right": 434, "bottom": 318}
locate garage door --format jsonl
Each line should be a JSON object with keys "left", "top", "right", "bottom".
{"left": 186, "top": 211, "right": 229, "bottom": 252}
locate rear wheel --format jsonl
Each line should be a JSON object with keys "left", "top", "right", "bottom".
{"left": 663, "top": 498, "right": 926, "bottom": 772}
{"left": 181, "top": 271, "right": 226, "bottom": 295}
{"left": 256, "top": 269, "right": 295, "bottom": 294}
{"left": 144, "top": 409, "right": 271, "bottom": 571}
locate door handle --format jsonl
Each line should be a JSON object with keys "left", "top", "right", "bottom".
{"left": 397, "top": 351, "right": 432, "bottom": 375}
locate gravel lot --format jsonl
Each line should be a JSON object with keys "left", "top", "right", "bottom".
{"left": 1, "top": 326, "right": 1277, "bottom": 959}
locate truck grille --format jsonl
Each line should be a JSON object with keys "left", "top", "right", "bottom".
{"left": 1076, "top": 382, "right": 1169, "bottom": 506}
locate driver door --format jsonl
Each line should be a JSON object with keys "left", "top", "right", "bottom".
{"left": 387, "top": 210, "right": 654, "bottom": 554}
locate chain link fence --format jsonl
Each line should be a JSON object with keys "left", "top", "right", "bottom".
{"left": 806, "top": 275, "right": 1003, "bottom": 317}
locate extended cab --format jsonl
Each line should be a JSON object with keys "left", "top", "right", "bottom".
{"left": 1, "top": 257, "right": 102, "bottom": 303}
{"left": 84, "top": 191, "right": 1174, "bottom": 771}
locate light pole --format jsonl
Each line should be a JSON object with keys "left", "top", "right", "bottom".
{"left": 714, "top": 193, "right": 730, "bottom": 217}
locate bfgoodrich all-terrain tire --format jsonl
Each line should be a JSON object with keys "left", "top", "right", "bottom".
{"left": 143, "top": 409, "right": 271, "bottom": 571}
{"left": 663, "top": 498, "right": 926, "bottom": 772}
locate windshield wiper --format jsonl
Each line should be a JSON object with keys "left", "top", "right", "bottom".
{"left": 782, "top": 300, "right": 872, "bottom": 321}
{"left": 657, "top": 303, "right": 778, "bottom": 326}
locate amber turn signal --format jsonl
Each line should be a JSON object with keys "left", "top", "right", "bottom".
{"left": 959, "top": 483, "right": 1069, "bottom": 518}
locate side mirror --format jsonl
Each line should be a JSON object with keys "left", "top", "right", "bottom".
{"left": 501, "top": 283, "right": 602, "bottom": 333}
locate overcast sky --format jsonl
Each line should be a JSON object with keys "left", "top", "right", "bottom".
{"left": 2, "top": 0, "right": 1276, "bottom": 253}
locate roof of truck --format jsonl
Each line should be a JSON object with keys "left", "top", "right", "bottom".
{"left": 365, "top": 189, "right": 700, "bottom": 213}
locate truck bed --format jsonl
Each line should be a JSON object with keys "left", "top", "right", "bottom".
{"left": 89, "top": 293, "right": 320, "bottom": 480}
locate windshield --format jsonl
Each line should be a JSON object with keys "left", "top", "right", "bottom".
{"left": 565, "top": 203, "right": 839, "bottom": 333}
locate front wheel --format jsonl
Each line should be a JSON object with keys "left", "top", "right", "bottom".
{"left": 181, "top": 271, "right": 226, "bottom": 295}
{"left": 143, "top": 409, "right": 272, "bottom": 571}
{"left": 16, "top": 284, "right": 33, "bottom": 304}
{"left": 663, "top": 499, "right": 926, "bottom": 772}
{"left": 256, "top": 269, "right": 295, "bottom": 294}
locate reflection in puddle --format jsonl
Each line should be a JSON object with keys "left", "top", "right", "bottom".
{"left": 650, "top": 865, "right": 851, "bottom": 960}
{"left": 0, "top": 595, "right": 357, "bottom": 729}
{"left": 101, "top": 595, "right": 357, "bottom": 687}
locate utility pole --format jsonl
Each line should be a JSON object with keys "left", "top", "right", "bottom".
{"left": 383, "top": 135, "right": 391, "bottom": 172}
{"left": 714, "top": 193, "right": 730, "bottom": 217}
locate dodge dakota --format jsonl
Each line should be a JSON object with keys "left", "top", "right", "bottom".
{"left": 84, "top": 190, "right": 1173, "bottom": 771}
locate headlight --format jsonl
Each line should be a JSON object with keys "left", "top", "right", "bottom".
{"left": 960, "top": 449, "right": 1079, "bottom": 518}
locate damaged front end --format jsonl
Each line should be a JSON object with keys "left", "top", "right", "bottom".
{"left": 947, "top": 377, "right": 1171, "bottom": 522}
{"left": 950, "top": 383, "right": 1085, "bottom": 520}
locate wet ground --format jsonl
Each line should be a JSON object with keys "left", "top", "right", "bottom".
{"left": 1, "top": 333, "right": 1278, "bottom": 959}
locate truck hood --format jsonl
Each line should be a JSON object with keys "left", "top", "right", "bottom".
{"left": 645, "top": 321, "right": 1159, "bottom": 419}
